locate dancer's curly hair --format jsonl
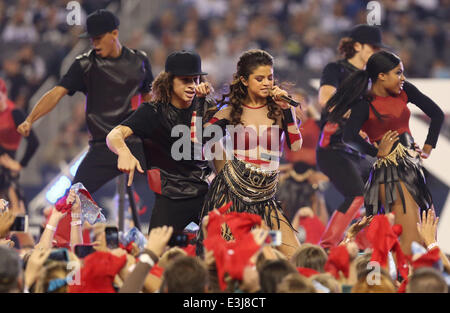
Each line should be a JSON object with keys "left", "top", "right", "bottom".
{"left": 338, "top": 37, "right": 357, "bottom": 59}
{"left": 217, "top": 49, "right": 281, "bottom": 125}
{"left": 151, "top": 72, "right": 207, "bottom": 104}
{"left": 151, "top": 71, "right": 175, "bottom": 104}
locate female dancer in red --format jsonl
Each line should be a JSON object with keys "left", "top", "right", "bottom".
{"left": 0, "top": 78, "right": 39, "bottom": 213}
{"left": 192, "top": 49, "right": 302, "bottom": 258}
{"left": 328, "top": 50, "right": 444, "bottom": 253}
{"left": 317, "top": 25, "right": 386, "bottom": 249}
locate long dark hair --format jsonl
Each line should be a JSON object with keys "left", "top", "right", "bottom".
{"left": 327, "top": 51, "right": 401, "bottom": 123}
{"left": 151, "top": 71, "right": 208, "bottom": 104}
{"left": 338, "top": 37, "right": 357, "bottom": 59}
{"left": 217, "top": 49, "right": 281, "bottom": 125}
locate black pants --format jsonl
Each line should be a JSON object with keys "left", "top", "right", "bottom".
{"left": 316, "top": 147, "right": 373, "bottom": 213}
{"left": 73, "top": 136, "right": 146, "bottom": 193}
{"left": 148, "top": 193, "right": 205, "bottom": 232}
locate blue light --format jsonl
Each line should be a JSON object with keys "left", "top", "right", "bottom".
{"left": 46, "top": 176, "right": 72, "bottom": 203}
{"left": 70, "top": 151, "right": 87, "bottom": 176}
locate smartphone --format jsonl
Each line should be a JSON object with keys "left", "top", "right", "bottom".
{"left": 105, "top": 226, "right": 119, "bottom": 249}
{"left": 10, "top": 215, "right": 28, "bottom": 232}
{"left": 48, "top": 248, "right": 69, "bottom": 262}
{"left": 74, "top": 244, "right": 96, "bottom": 259}
{"left": 168, "top": 232, "right": 188, "bottom": 247}
{"left": 265, "top": 230, "right": 282, "bottom": 247}
{"left": 10, "top": 232, "right": 35, "bottom": 250}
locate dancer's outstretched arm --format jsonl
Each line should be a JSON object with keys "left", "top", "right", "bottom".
{"left": 17, "top": 86, "right": 68, "bottom": 137}
{"left": 107, "top": 125, "right": 144, "bottom": 186}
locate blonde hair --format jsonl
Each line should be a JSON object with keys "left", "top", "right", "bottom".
{"left": 256, "top": 247, "right": 286, "bottom": 272}
{"left": 309, "top": 273, "right": 342, "bottom": 293}
{"left": 351, "top": 268, "right": 397, "bottom": 293}
{"left": 290, "top": 244, "right": 327, "bottom": 272}
{"left": 34, "top": 261, "right": 69, "bottom": 293}
{"left": 277, "top": 273, "right": 317, "bottom": 293}
{"left": 354, "top": 252, "right": 373, "bottom": 280}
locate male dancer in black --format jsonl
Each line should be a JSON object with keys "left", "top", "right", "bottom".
{"left": 17, "top": 9, "right": 153, "bottom": 193}
{"left": 107, "top": 50, "right": 215, "bottom": 232}
{"left": 16, "top": 10, "right": 153, "bottom": 241}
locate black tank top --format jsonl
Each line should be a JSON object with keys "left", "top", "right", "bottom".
{"left": 59, "top": 47, "right": 153, "bottom": 141}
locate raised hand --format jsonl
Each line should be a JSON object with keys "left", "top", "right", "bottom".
{"left": 417, "top": 209, "right": 439, "bottom": 247}
{"left": 66, "top": 189, "right": 81, "bottom": 214}
{"left": 146, "top": 226, "right": 173, "bottom": 257}
{"left": 270, "top": 86, "right": 290, "bottom": 109}
{"left": 345, "top": 215, "right": 373, "bottom": 240}
{"left": 24, "top": 248, "right": 52, "bottom": 289}
{"left": 195, "top": 82, "right": 211, "bottom": 98}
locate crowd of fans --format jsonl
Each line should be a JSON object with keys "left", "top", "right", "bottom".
{"left": 1, "top": 190, "right": 449, "bottom": 294}
{"left": 128, "top": 0, "right": 450, "bottom": 92}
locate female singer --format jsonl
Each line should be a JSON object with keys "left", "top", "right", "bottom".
{"left": 191, "top": 49, "right": 302, "bottom": 258}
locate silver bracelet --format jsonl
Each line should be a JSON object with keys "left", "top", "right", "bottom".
{"left": 71, "top": 213, "right": 81, "bottom": 219}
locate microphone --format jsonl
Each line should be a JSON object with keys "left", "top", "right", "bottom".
{"left": 280, "top": 95, "right": 300, "bottom": 107}
{"left": 269, "top": 89, "right": 301, "bottom": 107}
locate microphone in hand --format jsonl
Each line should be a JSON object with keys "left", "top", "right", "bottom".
{"left": 279, "top": 95, "right": 299, "bottom": 107}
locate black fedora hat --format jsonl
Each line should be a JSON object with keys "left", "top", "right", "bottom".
{"left": 165, "top": 50, "right": 208, "bottom": 76}
{"left": 348, "top": 24, "right": 389, "bottom": 49}
{"left": 79, "top": 9, "right": 120, "bottom": 38}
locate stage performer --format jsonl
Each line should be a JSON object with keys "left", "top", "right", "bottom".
{"left": 17, "top": 9, "right": 153, "bottom": 193}
{"left": 332, "top": 50, "right": 444, "bottom": 253}
{"left": 16, "top": 10, "right": 153, "bottom": 246}
{"left": 316, "top": 25, "right": 388, "bottom": 249}
{"left": 0, "top": 78, "right": 39, "bottom": 214}
{"left": 191, "top": 49, "right": 302, "bottom": 258}
{"left": 107, "top": 50, "right": 216, "bottom": 232}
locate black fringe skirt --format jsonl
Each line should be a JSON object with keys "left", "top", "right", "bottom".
{"left": 277, "top": 162, "right": 317, "bottom": 221}
{"left": 364, "top": 133, "right": 433, "bottom": 216}
{"left": 200, "top": 158, "right": 292, "bottom": 237}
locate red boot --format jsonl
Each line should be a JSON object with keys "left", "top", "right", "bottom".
{"left": 319, "top": 196, "right": 364, "bottom": 250}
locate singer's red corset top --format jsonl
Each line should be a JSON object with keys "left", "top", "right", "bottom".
{"left": 231, "top": 125, "right": 283, "bottom": 151}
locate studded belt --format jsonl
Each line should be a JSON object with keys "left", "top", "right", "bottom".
{"left": 222, "top": 159, "right": 279, "bottom": 204}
